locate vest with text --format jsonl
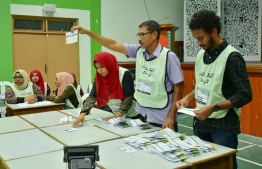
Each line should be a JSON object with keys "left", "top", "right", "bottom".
{"left": 195, "top": 45, "right": 241, "bottom": 118}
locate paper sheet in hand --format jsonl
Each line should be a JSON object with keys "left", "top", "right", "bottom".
{"left": 177, "top": 108, "right": 196, "bottom": 116}
{"left": 66, "top": 30, "right": 78, "bottom": 44}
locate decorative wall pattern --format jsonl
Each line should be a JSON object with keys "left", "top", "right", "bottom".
{"left": 222, "top": 0, "right": 261, "bottom": 61}
{"left": 184, "top": 0, "right": 261, "bottom": 62}
{"left": 184, "top": 0, "right": 220, "bottom": 62}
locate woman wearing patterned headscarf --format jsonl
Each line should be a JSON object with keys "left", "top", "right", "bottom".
{"left": 73, "top": 52, "right": 140, "bottom": 127}
{"left": 30, "top": 70, "right": 51, "bottom": 96}
{"left": 46, "top": 72, "right": 83, "bottom": 109}
{"left": 5, "top": 69, "right": 45, "bottom": 104}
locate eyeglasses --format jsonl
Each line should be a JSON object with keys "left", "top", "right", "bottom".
{"left": 13, "top": 76, "right": 23, "bottom": 80}
{"left": 136, "top": 32, "right": 152, "bottom": 38}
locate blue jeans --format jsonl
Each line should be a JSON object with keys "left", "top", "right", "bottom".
{"left": 193, "top": 129, "right": 238, "bottom": 169}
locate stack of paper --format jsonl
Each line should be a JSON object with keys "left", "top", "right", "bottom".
{"left": 163, "top": 127, "right": 185, "bottom": 139}
{"left": 108, "top": 117, "right": 130, "bottom": 129}
{"left": 168, "top": 137, "right": 200, "bottom": 158}
{"left": 123, "top": 130, "right": 217, "bottom": 163}
{"left": 150, "top": 142, "right": 188, "bottom": 162}
{"left": 130, "top": 119, "right": 151, "bottom": 130}
{"left": 184, "top": 136, "right": 215, "bottom": 153}
{"left": 177, "top": 107, "right": 196, "bottom": 116}
{"left": 124, "top": 136, "right": 152, "bottom": 148}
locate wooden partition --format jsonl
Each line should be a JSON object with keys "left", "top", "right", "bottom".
{"left": 118, "top": 61, "right": 262, "bottom": 137}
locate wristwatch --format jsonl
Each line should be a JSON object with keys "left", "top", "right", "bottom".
{"left": 214, "top": 104, "right": 220, "bottom": 112}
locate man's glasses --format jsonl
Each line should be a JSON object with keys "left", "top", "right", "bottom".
{"left": 136, "top": 32, "right": 152, "bottom": 38}
{"left": 13, "top": 76, "right": 23, "bottom": 80}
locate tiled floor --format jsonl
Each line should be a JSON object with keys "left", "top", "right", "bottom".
{"left": 177, "top": 113, "right": 262, "bottom": 169}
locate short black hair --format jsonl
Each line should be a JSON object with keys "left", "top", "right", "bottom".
{"left": 139, "top": 20, "right": 160, "bottom": 39}
{"left": 189, "top": 10, "right": 221, "bottom": 34}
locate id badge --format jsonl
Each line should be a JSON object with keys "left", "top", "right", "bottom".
{"left": 196, "top": 87, "right": 209, "bottom": 105}
{"left": 137, "top": 79, "right": 152, "bottom": 95}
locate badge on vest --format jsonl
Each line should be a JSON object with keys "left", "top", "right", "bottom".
{"left": 196, "top": 87, "right": 209, "bottom": 105}
{"left": 137, "top": 79, "right": 152, "bottom": 95}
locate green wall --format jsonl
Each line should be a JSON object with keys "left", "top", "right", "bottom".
{"left": 0, "top": 0, "right": 101, "bottom": 82}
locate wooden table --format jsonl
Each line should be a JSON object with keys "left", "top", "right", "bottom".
{"left": 6, "top": 101, "right": 64, "bottom": 116}
{"left": 0, "top": 109, "right": 238, "bottom": 169}
{"left": 183, "top": 143, "right": 237, "bottom": 169}
{"left": 94, "top": 138, "right": 237, "bottom": 169}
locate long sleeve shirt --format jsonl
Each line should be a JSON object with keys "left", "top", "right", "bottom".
{"left": 194, "top": 40, "right": 253, "bottom": 134}
{"left": 46, "top": 85, "right": 79, "bottom": 108}
{"left": 5, "top": 83, "right": 45, "bottom": 104}
{"left": 81, "top": 71, "right": 134, "bottom": 115}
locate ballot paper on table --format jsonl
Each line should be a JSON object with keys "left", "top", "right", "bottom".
{"left": 130, "top": 119, "right": 151, "bottom": 130}
{"left": 66, "top": 30, "right": 78, "bottom": 44}
{"left": 108, "top": 117, "right": 131, "bottom": 129}
{"left": 177, "top": 108, "right": 196, "bottom": 116}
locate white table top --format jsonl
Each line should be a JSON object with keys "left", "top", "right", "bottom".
{"left": 0, "top": 129, "right": 63, "bottom": 161}
{"left": 94, "top": 138, "right": 188, "bottom": 169}
{"left": 91, "top": 119, "right": 161, "bottom": 137}
{"left": 20, "top": 111, "right": 73, "bottom": 128}
{"left": 0, "top": 116, "right": 35, "bottom": 134}
{"left": 41, "top": 123, "right": 121, "bottom": 146}
{"left": 6, "top": 101, "right": 64, "bottom": 110}
{"left": 59, "top": 107, "right": 113, "bottom": 119}
{"left": 6, "top": 149, "right": 102, "bottom": 169}
{"left": 6, "top": 150, "right": 66, "bottom": 169}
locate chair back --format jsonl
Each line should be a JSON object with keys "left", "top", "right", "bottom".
{"left": 0, "top": 81, "right": 12, "bottom": 99}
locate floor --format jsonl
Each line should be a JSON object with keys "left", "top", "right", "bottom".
{"left": 177, "top": 113, "right": 262, "bottom": 169}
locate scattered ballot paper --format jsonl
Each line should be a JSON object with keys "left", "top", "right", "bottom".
{"left": 130, "top": 119, "right": 151, "bottom": 130}
{"left": 66, "top": 30, "right": 78, "bottom": 44}
{"left": 119, "top": 146, "right": 137, "bottom": 153}
{"left": 65, "top": 128, "right": 78, "bottom": 132}
{"left": 177, "top": 108, "right": 196, "bottom": 116}
{"left": 59, "top": 116, "right": 72, "bottom": 123}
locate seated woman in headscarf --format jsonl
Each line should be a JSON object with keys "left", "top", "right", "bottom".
{"left": 73, "top": 52, "right": 139, "bottom": 127}
{"left": 69, "top": 73, "right": 84, "bottom": 97}
{"left": 45, "top": 72, "right": 83, "bottom": 109}
{"left": 30, "top": 70, "right": 51, "bottom": 96}
{"left": 5, "top": 69, "right": 45, "bottom": 104}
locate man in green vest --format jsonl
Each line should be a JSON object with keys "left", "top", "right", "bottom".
{"left": 176, "top": 10, "right": 252, "bottom": 169}
{"left": 71, "top": 20, "right": 185, "bottom": 131}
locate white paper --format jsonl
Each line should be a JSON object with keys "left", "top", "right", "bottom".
{"left": 65, "top": 128, "right": 78, "bottom": 132}
{"left": 177, "top": 108, "right": 196, "bottom": 116}
{"left": 119, "top": 147, "right": 137, "bottom": 153}
{"left": 66, "top": 30, "right": 78, "bottom": 44}
{"left": 17, "top": 101, "right": 53, "bottom": 107}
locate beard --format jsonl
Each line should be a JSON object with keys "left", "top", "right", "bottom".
{"left": 201, "top": 36, "right": 216, "bottom": 51}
